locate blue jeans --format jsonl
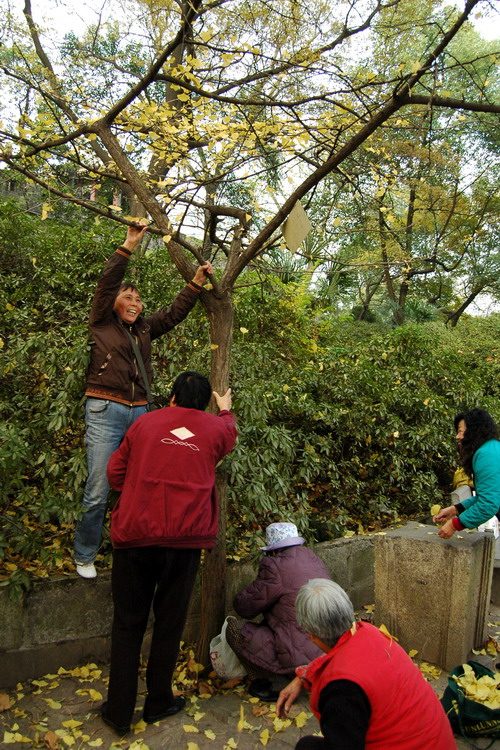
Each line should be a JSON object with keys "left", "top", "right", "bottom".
{"left": 74, "top": 398, "right": 147, "bottom": 564}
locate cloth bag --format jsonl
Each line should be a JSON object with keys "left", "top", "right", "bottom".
{"left": 441, "top": 661, "right": 500, "bottom": 746}
{"left": 209, "top": 617, "right": 247, "bottom": 679}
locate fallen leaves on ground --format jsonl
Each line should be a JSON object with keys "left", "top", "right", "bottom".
{"left": 419, "top": 662, "right": 442, "bottom": 680}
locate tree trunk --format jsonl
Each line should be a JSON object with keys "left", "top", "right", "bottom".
{"left": 446, "top": 287, "right": 483, "bottom": 327}
{"left": 195, "top": 292, "right": 234, "bottom": 665}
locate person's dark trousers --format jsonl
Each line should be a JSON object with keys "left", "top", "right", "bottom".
{"left": 295, "top": 737, "right": 328, "bottom": 749}
{"left": 105, "top": 546, "right": 201, "bottom": 728}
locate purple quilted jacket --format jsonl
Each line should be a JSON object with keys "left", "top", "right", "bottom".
{"left": 233, "top": 545, "right": 331, "bottom": 674}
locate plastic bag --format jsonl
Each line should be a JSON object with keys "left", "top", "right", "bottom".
{"left": 209, "top": 617, "right": 247, "bottom": 679}
{"left": 478, "top": 515, "right": 499, "bottom": 538}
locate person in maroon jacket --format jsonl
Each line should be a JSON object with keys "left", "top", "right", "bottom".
{"left": 100, "top": 371, "right": 236, "bottom": 735}
{"left": 74, "top": 224, "right": 212, "bottom": 578}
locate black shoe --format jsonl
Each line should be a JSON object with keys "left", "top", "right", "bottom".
{"left": 100, "top": 702, "right": 130, "bottom": 735}
{"left": 143, "top": 695, "right": 186, "bottom": 723}
{"left": 248, "top": 678, "right": 280, "bottom": 703}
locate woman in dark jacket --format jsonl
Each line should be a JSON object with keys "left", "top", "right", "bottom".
{"left": 73, "top": 224, "right": 212, "bottom": 578}
{"left": 226, "top": 522, "right": 331, "bottom": 701}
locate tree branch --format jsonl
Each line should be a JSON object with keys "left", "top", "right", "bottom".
{"left": 396, "top": 93, "right": 500, "bottom": 114}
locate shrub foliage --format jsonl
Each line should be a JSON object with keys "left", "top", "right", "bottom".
{"left": 1, "top": 202, "right": 499, "bottom": 581}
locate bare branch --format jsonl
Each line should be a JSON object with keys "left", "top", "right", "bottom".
{"left": 395, "top": 93, "right": 500, "bottom": 114}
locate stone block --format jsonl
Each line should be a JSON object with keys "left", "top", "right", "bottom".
{"left": 28, "top": 574, "right": 113, "bottom": 645}
{"left": 0, "top": 589, "right": 25, "bottom": 650}
{"left": 375, "top": 522, "right": 494, "bottom": 671}
{"left": 315, "top": 537, "right": 374, "bottom": 609}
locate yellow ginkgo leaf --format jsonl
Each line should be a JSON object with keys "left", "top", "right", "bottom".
{"left": 183, "top": 724, "right": 199, "bottom": 733}
{"left": 61, "top": 720, "right": 83, "bottom": 729}
{"left": 133, "top": 719, "right": 147, "bottom": 733}
{"left": 187, "top": 743, "right": 200, "bottom": 750}
{"left": 41, "top": 203, "right": 53, "bottom": 221}
{"left": 419, "top": 662, "right": 442, "bottom": 680}
{"left": 87, "top": 740, "right": 103, "bottom": 747}
{"left": 260, "top": 728, "right": 270, "bottom": 746}
{"left": 3, "top": 731, "right": 31, "bottom": 744}
{"left": 273, "top": 717, "right": 291, "bottom": 732}
{"left": 379, "top": 624, "right": 398, "bottom": 641}
{"left": 237, "top": 705, "right": 245, "bottom": 732}
{"left": 43, "top": 698, "right": 62, "bottom": 709}
{"left": 294, "top": 711, "right": 309, "bottom": 728}
{"left": 54, "top": 730, "right": 75, "bottom": 747}
{"left": 430, "top": 504, "right": 441, "bottom": 517}
{"left": 128, "top": 741, "right": 150, "bottom": 750}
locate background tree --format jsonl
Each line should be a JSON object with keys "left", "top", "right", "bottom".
{"left": 1, "top": 0, "right": 498, "bottom": 658}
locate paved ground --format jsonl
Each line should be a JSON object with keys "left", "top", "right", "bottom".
{"left": 2, "top": 659, "right": 498, "bottom": 749}
{"left": 2, "top": 611, "right": 500, "bottom": 749}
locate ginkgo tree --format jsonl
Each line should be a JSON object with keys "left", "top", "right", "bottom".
{"left": 1, "top": 0, "right": 498, "bottom": 659}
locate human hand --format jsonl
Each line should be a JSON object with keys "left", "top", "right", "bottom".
{"left": 276, "top": 677, "right": 302, "bottom": 719}
{"left": 123, "top": 223, "right": 148, "bottom": 252}
{"left": 433, "top": 505, "right": 457, "bottom": 524}
{"left": 438, "top": 519, "right": 456, "bottom": 539}
{"left": 192, "top": 261, "right": 213, "bottom": 286}
{"left": 213, "top": 388, "right": 232, "bottom": 412}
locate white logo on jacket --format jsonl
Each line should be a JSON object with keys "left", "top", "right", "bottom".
{"left": 161, "top": 426, "right": 199, "bottom": 451}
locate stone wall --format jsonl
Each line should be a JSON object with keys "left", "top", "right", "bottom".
{"left": 0, "top": 537, "right": 375, "bottom": 688}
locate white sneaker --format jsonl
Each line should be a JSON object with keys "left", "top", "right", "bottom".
{"left": 76, "top": 562, "right": 97, "bottom": 579}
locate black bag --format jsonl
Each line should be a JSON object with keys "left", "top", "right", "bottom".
{"left": 146, "top": 394, "right": 170, "bottom": 412}
{"left": 441, "top": 660, "right": 500, "bottom": 747}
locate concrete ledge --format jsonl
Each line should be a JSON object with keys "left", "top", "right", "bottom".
{"left": 0, "top": 537, "right": 374, "bottom": 688}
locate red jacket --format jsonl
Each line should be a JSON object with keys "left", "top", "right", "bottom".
{"left": 108, "top": 406, "right": 237, "bottom": 549}
{"left": 306, "top": 622, "right": 455, "bottom": 750}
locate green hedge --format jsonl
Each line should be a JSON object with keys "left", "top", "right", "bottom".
{"left": 1, "top": 202, "right": 499, "bottom": 578}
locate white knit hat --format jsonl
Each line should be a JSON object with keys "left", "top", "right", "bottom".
{"left": 261, "top": 522, "right": 305, "bottom": 552}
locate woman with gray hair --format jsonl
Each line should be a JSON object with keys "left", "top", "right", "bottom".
{"left": 277, "top": 579, "right": 455, "bottom": 749}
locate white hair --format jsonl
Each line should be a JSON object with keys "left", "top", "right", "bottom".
{"left": 296, "top": 579, "right": 354, "bottom": 648}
